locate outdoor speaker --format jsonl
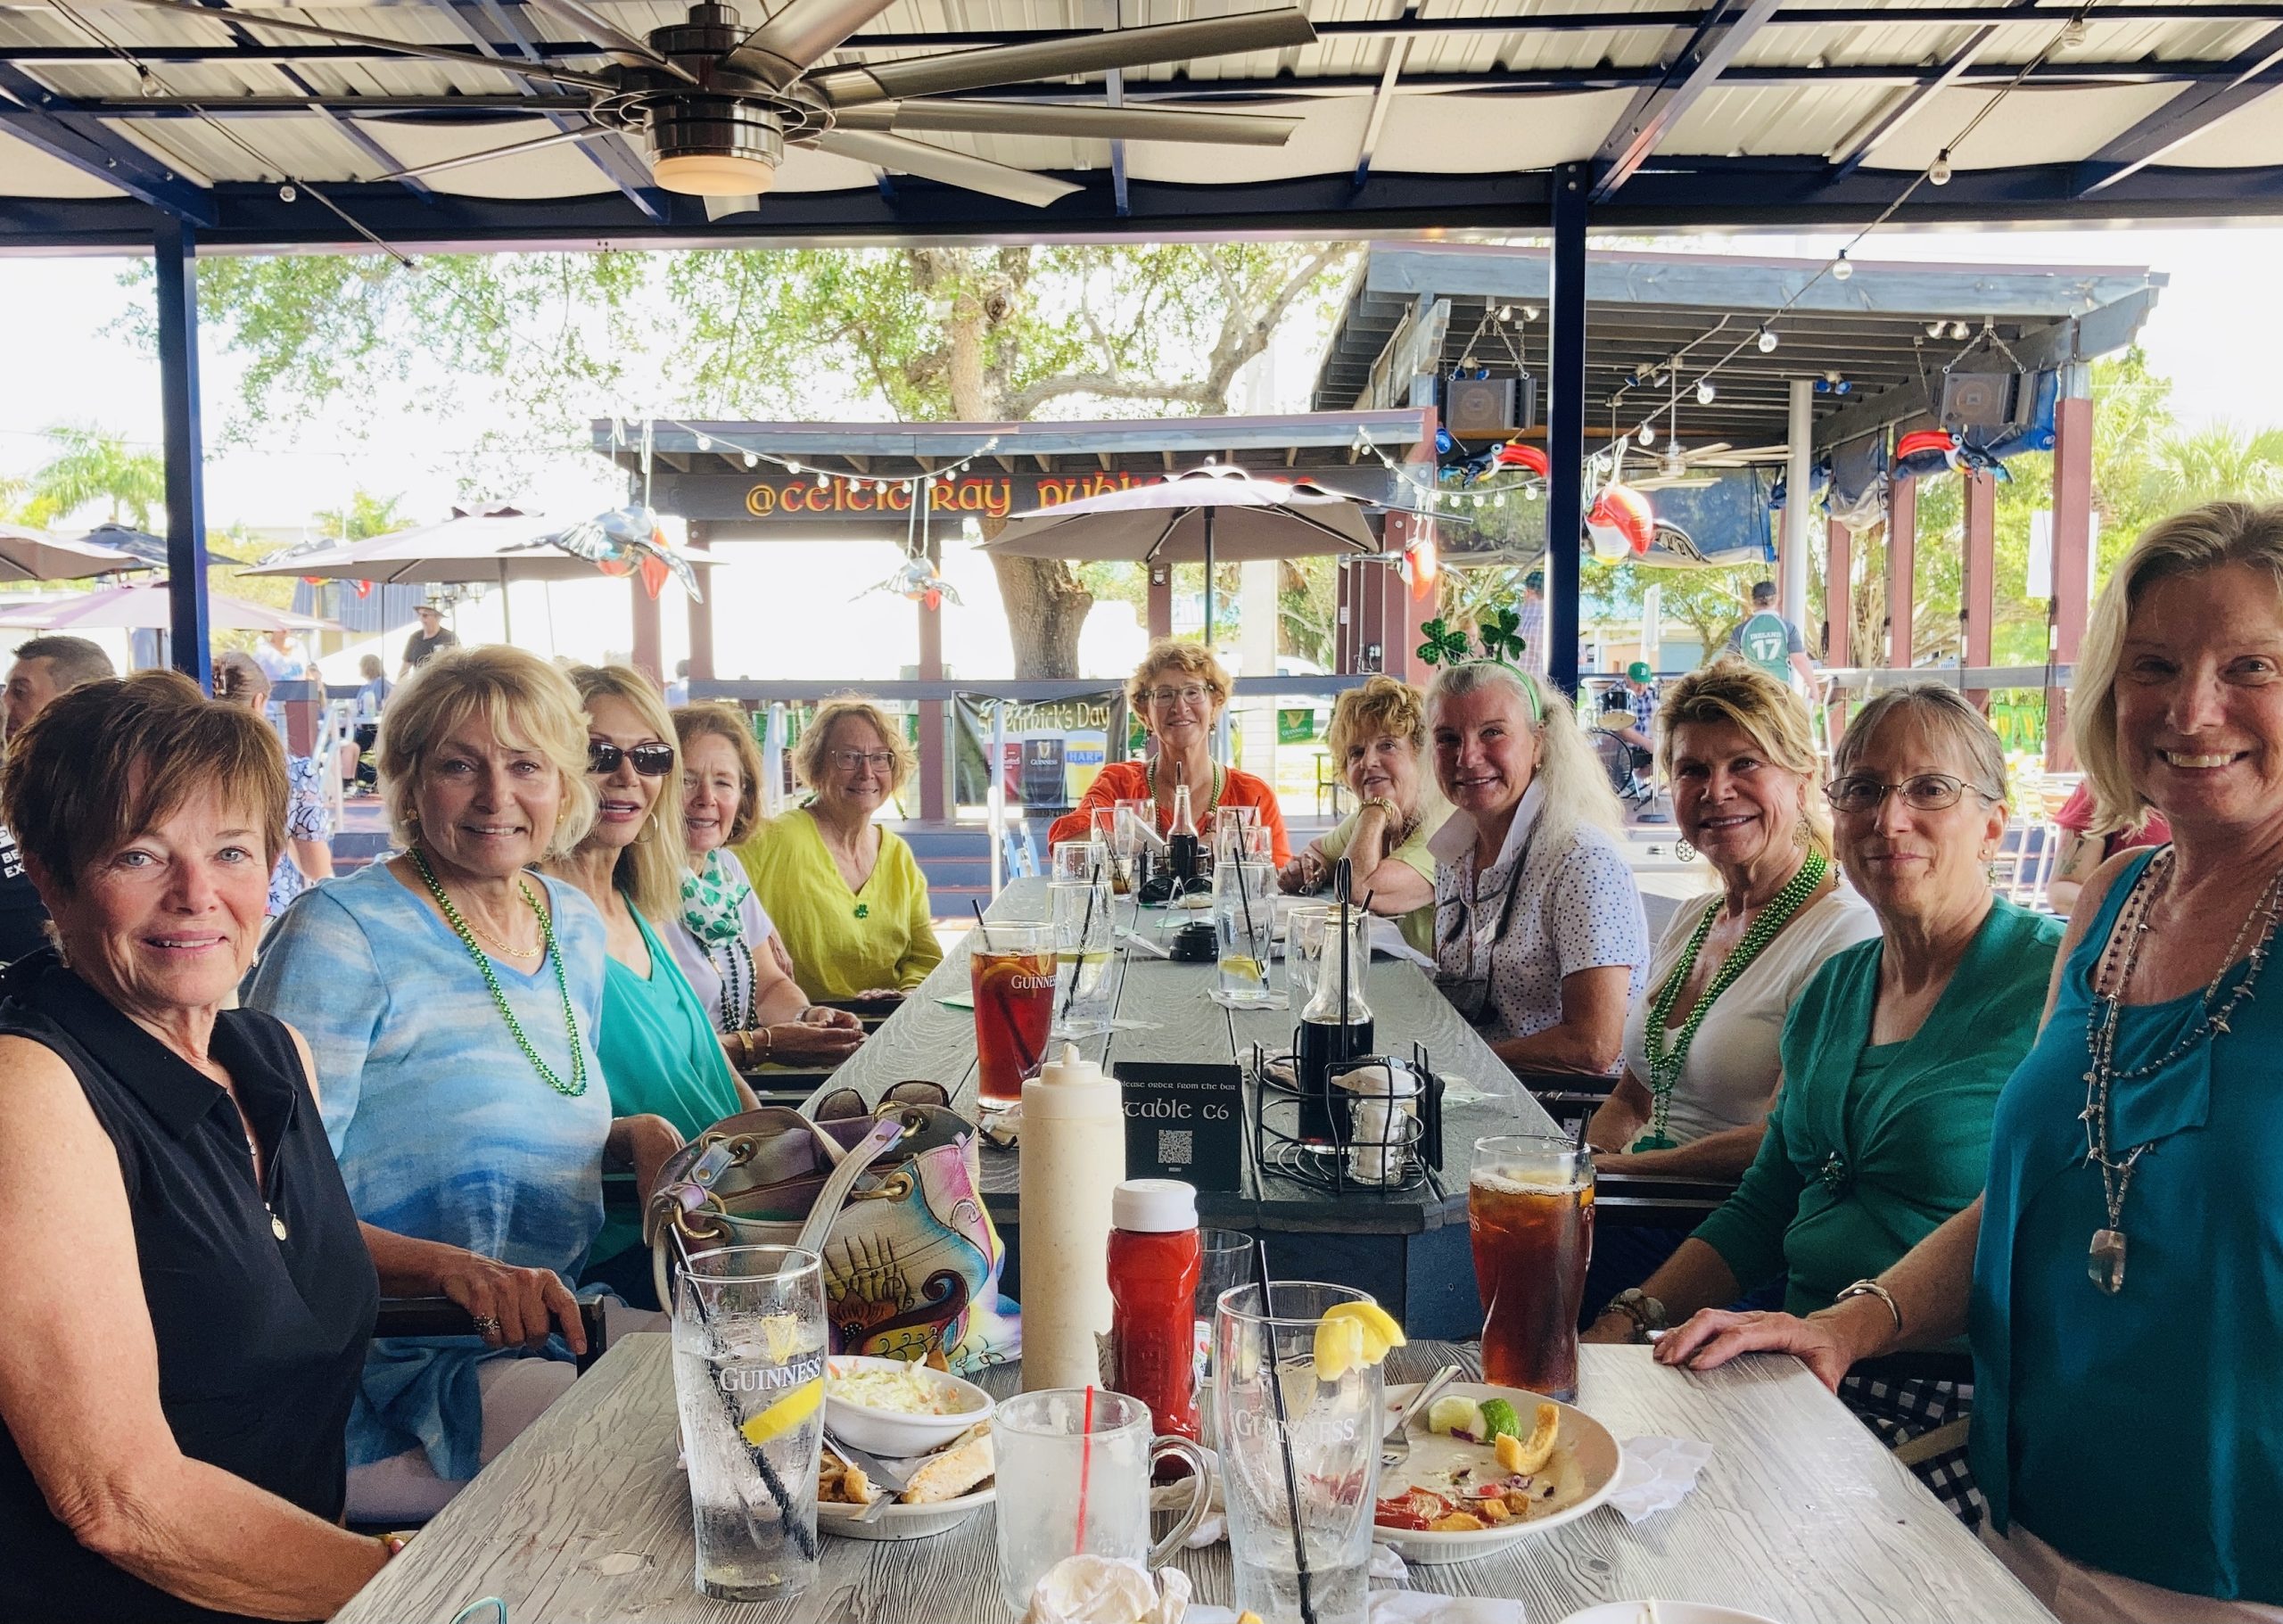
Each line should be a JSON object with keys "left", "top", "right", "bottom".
{"left": 1446, "top": 375, "right": 1521, "bottom": 439}
{"left": 1940, "top": 370, "right": 2021, "bottom": 430}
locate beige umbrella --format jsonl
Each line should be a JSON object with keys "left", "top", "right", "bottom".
{"left": 0, "top": 523, "right": 144, "bottom": 583}
{"left": 0, "top": 578, "right": 339, "bottom": 633}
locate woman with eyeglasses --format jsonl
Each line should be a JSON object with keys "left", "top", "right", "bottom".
{"left": 736, "top": 696, "right": 942, "bottom": 1005}
{"left": 1583, "top": 683, "right": 2062, "bottom": 1524}
{"left": 246, "top": 648, "right": 679, "bottom": 1520}
{"left": 543, "top": 664, "right": 752, "bottom": 1309}
{"left": 1424, "top": 661, "right": 1648, "bottom": 1077}
{"left": 1047, "top": 639, "right": 1293, "bottom": 866}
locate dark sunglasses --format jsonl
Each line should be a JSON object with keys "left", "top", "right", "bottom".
{"left": 589, "top": 740, "right": 676, "bottom": 778}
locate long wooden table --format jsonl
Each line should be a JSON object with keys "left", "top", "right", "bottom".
{"left": 334, "top": 1335, "right": 2054, "bottom": 1624}
{"left": 811, "top": 878, "right": 1556, "bottom": 1338}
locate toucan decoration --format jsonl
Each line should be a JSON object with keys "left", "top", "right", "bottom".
{"left": 552, "top": 505, "right": 705, "bottom": 601}
{"left": 861, "top": 553, "right": 963, "bottom": 612}
{"left": 1587, "top": 484, "right": 1656, "bottom": 558}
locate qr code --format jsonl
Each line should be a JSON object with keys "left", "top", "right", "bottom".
{"left": 1156, "top": 1129, "right": 1194, "bottom": 1166}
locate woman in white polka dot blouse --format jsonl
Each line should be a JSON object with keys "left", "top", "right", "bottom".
{"left": 1425, "top": 661, "right": 1650, "bottom": 1077}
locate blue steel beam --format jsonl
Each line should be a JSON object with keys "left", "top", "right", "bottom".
{"left": 154, "top": 217, "right": 212, "bottom": 686}
{"left": 1546, "top": 161, "right": 1587, "bottom": 697}
{"left": 1590, "top": 0, "right": 1784, "bottom": 202}
{"left": 0, "top": 62, "right": 214, "bottom": 221}
{"left": 2075, "top": 23, "right": 2283, "bottom": 194}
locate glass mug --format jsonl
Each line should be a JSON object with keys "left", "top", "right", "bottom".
{"left": 1470, "top": 1134, "right": 1595, "bottom": 1399}
{"left": 993, "top": 1388, "right": 1212, "bottom": 1615}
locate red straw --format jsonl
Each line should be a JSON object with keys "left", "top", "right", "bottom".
{"left": 1075, "top": 1385, "right": 1097, "bottom": 1554}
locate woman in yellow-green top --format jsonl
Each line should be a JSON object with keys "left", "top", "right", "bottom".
{"left": 738, "top": 697, "right": 942, "bottom": 1005}
{"left": 1279, "top": 675, "right": 1446, "bottom": 957}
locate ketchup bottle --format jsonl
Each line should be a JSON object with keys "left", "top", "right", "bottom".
{"left": 1107, "top": 1179, "right": 1201, "bottom": 1441}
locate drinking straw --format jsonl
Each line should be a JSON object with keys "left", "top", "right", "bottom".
{"left": 1251, "top": 1238, "right": 1319, "bottom": 1624}
{"left": 1062, "top": 857, "right": 1103, "bottom": 1022}
{"left": 1233, "top": 845, "right": 1258, "bottom": 952}
{"left": 970, "top": 897, "right": 994, "bottom": 952}
{"left": 679, "top": 1251, "right": 818, "bottom": 1562}
{"left": 1075, "top": 1384, "right": 1098, "bottom": 1554}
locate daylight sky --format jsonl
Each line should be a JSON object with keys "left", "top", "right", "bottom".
{"left": 0, "top": 222, "right": 2277, "bottom": 537}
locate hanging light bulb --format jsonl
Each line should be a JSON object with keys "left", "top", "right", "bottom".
{"left": 1696, "top": 379, "right": 1716, "bottom": 406}
{"left": 696, "top": 435, "right": 713, "bottom": 452}
{"left": 1832, "top": 251, "right": 1853, "bottom": 282}
{"left": 786, "top": 459, "right": 802, "bottom": 474}
{"left": 1525, "top": 484, "right": 1540, "bottom": 501}
{"left": 1949, "top": 320, "right": 1970, "bottom": 341}
{"left": 815, "top": 472, "right": 829, "bottom": 488}
{"left": 1638, "top": 422, "right": 1655, "bottom": 446}
{"left": 1757, "top": 329, "right": 1779, "bottom": 354}
{"left": 1928, "top": 150, "right": 1953, "bottom": 185}
{"left": 742, "top": 451, "right": 759, "bottom": 468}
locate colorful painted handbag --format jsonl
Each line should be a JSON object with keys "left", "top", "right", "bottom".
{"left": 645, "top": 1089, "right": 1019, "bottom": 1374}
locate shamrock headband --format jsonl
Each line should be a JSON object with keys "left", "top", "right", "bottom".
{"left": 1417, "top": 607, "right": 1543, "bottom": 722}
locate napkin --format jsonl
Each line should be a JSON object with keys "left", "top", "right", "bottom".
{"left": 1607, "top": 1435, "right": 1713, "bottom": 1524}
{"left": 1331, "top": 1059, "right": 1421, "bottom": 1185}
{"left": 1186, "top": 1595, "right": 1522, "bottom": 1624}
{"left": 1023, "top": 1557, "right": 1193, "bottom": 1624}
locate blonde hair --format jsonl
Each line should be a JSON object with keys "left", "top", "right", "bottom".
{"left": 1327, "top": 675, "right": 1428, "bottom": 763}
{"left": 673, "top": 702, "right": 768, "bottom": 847}
{"left": 3, "top": 670, "right": 287, "bottom": 893}
{"left": 1656, "top": 657, "right": 1833, "bottom": 859}
{"left": 377, "top": 645, "right": 596, "bottom": 861}
{"left": 1425, "top": 662, "right": 1622, "bottom": 855}
{"left": 566, "top": 664, "right": 688, "bottom": 925}
{"left": 1835, "top": 684, "right": 2011, "bottom": 808}
{"left": 793, "top": 697, "right": 916, "bottom": 800}
{"left": 2073, "top": 500, "right": 2283, "bottom": 833}
{"left": 1127, "top": 638, "right": 1233, "bottom": 716}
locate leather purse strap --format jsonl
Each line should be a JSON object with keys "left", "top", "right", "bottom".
{"left": 793, "top": 1113, "right": 915, "bottom": 1258}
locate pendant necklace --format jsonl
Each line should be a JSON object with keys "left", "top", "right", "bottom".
{"left": 2081, "top": 848, "right": 2283, "bottom": 1293}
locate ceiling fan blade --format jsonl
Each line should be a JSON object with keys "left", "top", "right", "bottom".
{"left": 835, "top": 99, "right": 1298, "bottom": 145}
{"left": 815, "top": 128, "right": 1080, "bottom": 207}
{"left": 721, "top": 0, "right": 901, "bottom": 87}
{"left": 96, "top": 0, "right": 620, "bottom": 89}
{"left": 815, "top": 7, "right": 1316, "bottom": 107}
{"left": 520, "top": 0, "right": 700, "bottom": 83}
{"left": 369, "top": 125, "right": 612, "bottom": 184}
{"left": 1684, "top": 442, "right": 1732, "bottom": 459}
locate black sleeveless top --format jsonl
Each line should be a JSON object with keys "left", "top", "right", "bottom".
{"left": 0, "top": 952, "right": 379, "bottom": 1624}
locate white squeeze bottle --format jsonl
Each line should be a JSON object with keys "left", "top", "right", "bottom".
{"left": 1018, "top": 1043, "right": 1126, "bottom": 1391}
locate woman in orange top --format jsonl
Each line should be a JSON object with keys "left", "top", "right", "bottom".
{"left": 1049, "top": 639, "right": 1291, "bottom": 867}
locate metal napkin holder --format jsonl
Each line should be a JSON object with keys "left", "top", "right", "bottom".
{"left": 1246, "top": 1039, "right": 1446, "bottom": 1197}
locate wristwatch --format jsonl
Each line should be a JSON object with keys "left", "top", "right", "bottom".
{"left": 1604, "top": 1287, "right": 1667, "bottom": 1343}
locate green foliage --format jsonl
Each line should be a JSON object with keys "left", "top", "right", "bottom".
{"left": 17, "top": 425, "right": 167, "bottom": 529}
{"left": 311, "top": 489, "right": 412, "bottom": 543}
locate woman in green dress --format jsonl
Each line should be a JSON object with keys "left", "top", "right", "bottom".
{"left": 1585, "top": 683, "right": 2064, "bottom": 1521}
{"left": 547, "top": 664, "right": 752, "bottom": 1308}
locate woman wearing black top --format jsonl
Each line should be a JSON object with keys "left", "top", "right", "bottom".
{"left": 0, "top": 672, "right": 573, "bottom": 1622}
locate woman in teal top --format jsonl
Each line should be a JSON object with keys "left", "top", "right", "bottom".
{"left": 545, "top": 664, "right": 753, "bottom": 1308}
{"left": 1589, "top": 684, "right": 2061, "bottom": 1520}
{"left": 1657, "top": 501, "right": 2283, "bottom": 1618}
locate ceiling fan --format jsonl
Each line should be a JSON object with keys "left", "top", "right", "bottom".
{"left": 98, "top": 0, "right": 1317, "bottom": 201}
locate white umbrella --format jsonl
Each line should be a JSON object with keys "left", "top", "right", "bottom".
{"left": 0, "top": 523, "right": 144, "bottom": 583}
{"left": 0, "top": 578, "right": 340, "bottom": 633}
{"left": 979, "top": 466, "right": 1381, "bottom": 641}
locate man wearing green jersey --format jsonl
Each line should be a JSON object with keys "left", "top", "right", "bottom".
{"left": 1724, "top": 580, "right": 1817, "bottom": 696}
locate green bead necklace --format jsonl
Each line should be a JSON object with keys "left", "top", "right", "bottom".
{"left": 1632, "top": 847, "right": 1827, "bottom": 1152}
{"left": 408, "top": 845, "right": 589, "bottom": 1099}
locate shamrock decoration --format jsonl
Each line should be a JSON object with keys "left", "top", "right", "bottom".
{"left": 1417, "top": 618, "right": 1471, "bottom": 667}
{"left": 1478, "top": 606, "right": 1528, "bottom": 664}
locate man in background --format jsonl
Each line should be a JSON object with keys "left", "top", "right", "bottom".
{"left": 1726, "top": 579, "right": 1817, "bottom": 697}
{"left": 399, "top": 600, "right": 457, "bottom": 679}
{"left": 1514, "top": 570, "right": 1547, "bottom": 678}
{"left": 0, "top": 635, "right": 114, "bottom": 960}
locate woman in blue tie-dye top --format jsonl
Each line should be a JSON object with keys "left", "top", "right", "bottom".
{"left": 248, "top": 646, "right": 682, "bottom": 1522}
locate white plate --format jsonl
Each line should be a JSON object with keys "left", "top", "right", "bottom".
{"left": 1557, "top": 1605, "right": 1784, "bottom": 1624}
{"left": 818, "top": 1483, "right": 993, "bottom": 1542}
{"left": 1372, "top": 1381, "right": 1623, "bottom": 1564}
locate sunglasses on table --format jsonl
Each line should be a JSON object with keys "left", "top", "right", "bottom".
{"left": 1823, "top": 771, "right": 1998, "bottom": 814}
{"left": 589, "top": 740, "right": 676, "bottom": 778}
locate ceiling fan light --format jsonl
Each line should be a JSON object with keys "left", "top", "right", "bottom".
{"left": 653, "top": 152, "right": 780, "bottom": 195}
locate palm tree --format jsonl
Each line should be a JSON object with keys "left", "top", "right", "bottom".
{"left": 311, "top": 489, "right": 411, "bottom": 543}
{"left": 21, "top": 426, "right": 167, "bottom": 530}
{"left": 2139, "top": 422, "right": 2283, "bottom": 512}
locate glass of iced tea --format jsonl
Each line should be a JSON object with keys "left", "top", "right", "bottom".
{"left": 971, "top": 919, "right": 1056, "bottom": 1108}
{"left": 1469, "top": 1134, "right": 1595, "bottom": 1400}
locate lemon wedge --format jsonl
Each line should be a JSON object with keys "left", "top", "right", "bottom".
{"left": 1493, "top": 1402, "right": 1561, "bottom": 1475}
{"left": 1311, "top": 1314, "right": 1364, "bottom": 1383}
{"left": 1322, "top": 1300, "right": 1407, "bottom": 1363}
{"left": 738, "top": 1377, "right": 823, "bottom": 1447}
{"left": 1218, "top": 955, "right": 1266, "bottom": 986}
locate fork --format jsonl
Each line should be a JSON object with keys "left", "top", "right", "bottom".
{"left": 1382, "top": 1364, "right": 1463, "bottom": 1469}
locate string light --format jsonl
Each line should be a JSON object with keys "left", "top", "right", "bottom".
{"left": 1756, "top": 329, "right": 1779, "bottom": 354}
{"left": 1928, "top": 151, "right": 1954, "bottom": 185}
{"left": 1696, "top": 380, "right": 1716, "bottom": 406}
{"left": 1637, "top": 423, "right": 1655, "bottom": 446}
{"left": 1831, "top": 251, "right": 1853, "bottom": 282}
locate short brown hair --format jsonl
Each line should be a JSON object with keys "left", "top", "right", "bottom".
{"left": 377, "top": 645, "right": 595, "bottom": 860}
{"left": 1127, "top": 638, "right": 1232, "bottom": 714}
{"left": 12, "top": 635, "right": 114, "bottom": 694}
{"left": 2, "top": 669, "right": 286, "bottom": 894}
{"left": 1656, "top": 657, "right": 1834, "bottom": 858}
{"left": 673, "top": 703, "right": 768, "bottom": 847}
{"left": 1327, "top": 675, "right": 1428, "bottom": 763}
{"left": 793, "top": 697, "right": 915, "bottom": 798}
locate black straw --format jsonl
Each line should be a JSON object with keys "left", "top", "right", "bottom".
{"left": 680, "top": 1256, "right": 818, "bottom": 1562}
{"left": 1062, "top": 857, "right": 1103, "bottom": 1021}
{"left": 1251, "top": 1238, "right": 1318, "bottom": 1624}
{"left": 970, "top": 897, "right": 993, "bottom": 952}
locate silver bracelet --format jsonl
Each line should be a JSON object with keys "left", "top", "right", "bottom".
{"left": 1834, "top": 1277, "right": 1904, "bottom": 1339}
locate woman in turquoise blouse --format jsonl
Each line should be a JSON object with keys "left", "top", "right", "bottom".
{"left": 1589, "top": 683, "right": 2063, "bottom": 1521}
{"left": 545, "top": 665, "right": 753, "bottom": 1308}
{"left": 1661, "top": 500, "right": 2283, "bottom": 1620}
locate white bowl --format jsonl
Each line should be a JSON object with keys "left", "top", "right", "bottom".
{"left": 824, "top": 1356, "right": 993, "bottom": 1457}
{"left": 1558, "top": 1606, "right": 1784, "bottom": 1624}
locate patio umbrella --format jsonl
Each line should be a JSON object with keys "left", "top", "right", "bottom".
{"left": 0, "top": 578, "right": 339, "bottom": 633}
{"left": 75, "top": 522, "right": 251, "bottom": 569}
{"left": 0, "top": 523, "right": 144, "bottom": 582}
{"left": 979, "top": 466, "right": 1381, "bottom": 642}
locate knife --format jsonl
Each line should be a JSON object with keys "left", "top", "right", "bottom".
{"left": 825, "top": 1428, "right": 910, "bottom": 1523}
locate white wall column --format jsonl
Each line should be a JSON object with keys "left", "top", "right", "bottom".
{"left": 1783, "top": 377, "right": 1815, "bottom": 634}
{"left": 1238, "top": 557, "right": 1280, "bottom": 779}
